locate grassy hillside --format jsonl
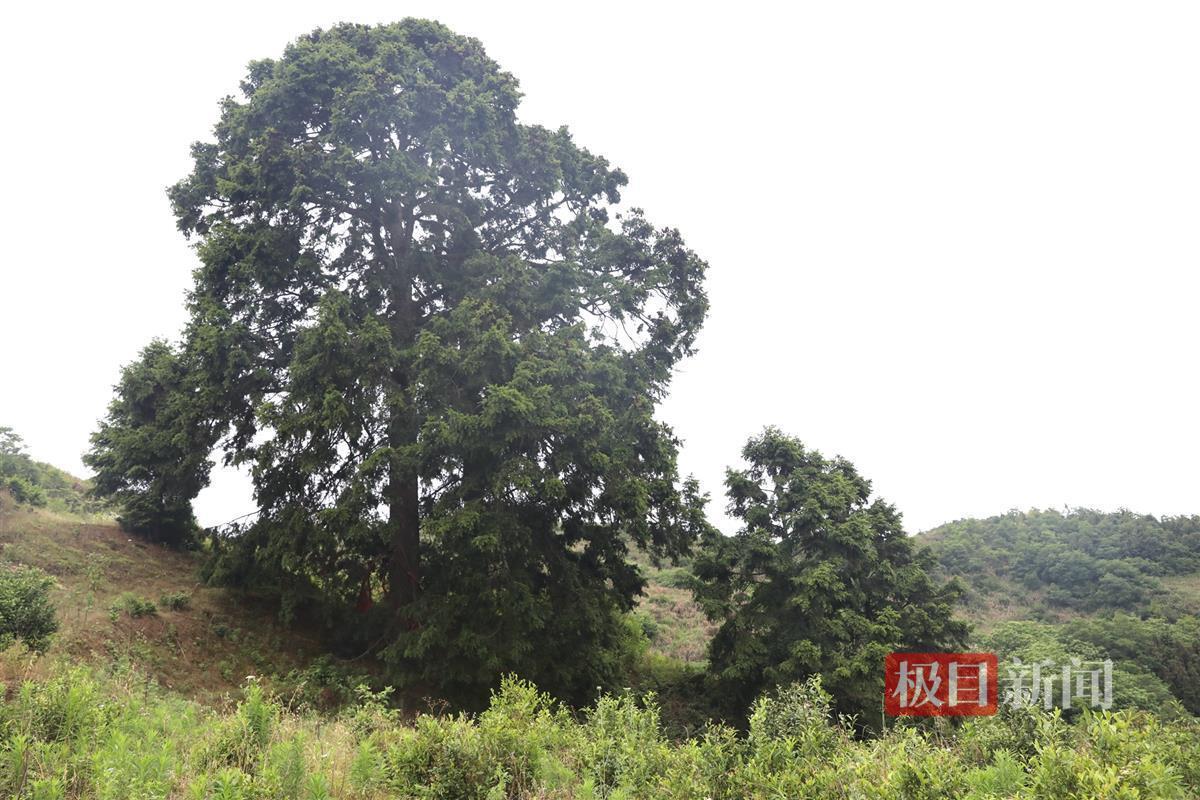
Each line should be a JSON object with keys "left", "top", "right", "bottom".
{"left": 0, "top": 473, "right": 706, "bottom": 714}
{"left": 0, "top": 491, "right": 342, "bottom": 706}
{"left": 627, "top": 549, "right": 714, "bottom": 665}
{"left": 0, "top": 441, "right": 109, "bottom": 518}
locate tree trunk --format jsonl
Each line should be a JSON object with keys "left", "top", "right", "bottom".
{"left": 385, "top": 210, "right": 420, "bottom": 612}
{"left": 386, "top": 452, "right": 420, "bottom": 609}
{"left": 384, "top": 328, "right": 420, "bottom": 610}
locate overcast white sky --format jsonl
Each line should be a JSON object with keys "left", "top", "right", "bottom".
{"left": 2, "top": 2, "right": 1197, "bottom": 533}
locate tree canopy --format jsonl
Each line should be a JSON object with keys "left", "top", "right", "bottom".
{"left": 86, "top": 19, "right": 708, "bottom": 704}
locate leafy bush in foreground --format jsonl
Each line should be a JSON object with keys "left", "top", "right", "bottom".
{"left": 0, "top": 564, "right": 57, "bottom": 651}
{"left": 0, "top": 666, "right": 1195, "bottom": 799}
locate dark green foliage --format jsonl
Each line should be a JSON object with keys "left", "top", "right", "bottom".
{"left": 392, "top": 553, "right": 655, "bottom": 707}
{"left": 276, "top": 654, "right": 371, "bottom": 711}
{"left": 692, "top": 428, "right": 967, "bottom": 727}
{"left": 1062, "top": 614, "right": 1200, "bottom": 715}
{"left": 89, "top": 20, "right": 709, "bottom": 705}
{"left": 919, "top": 508, "right": 1200, "bottom": 614}
{"left": 0, "top": 563, "right": 58, "bottom": 651}
{"left": 116, "top": 491, "right": 200, "bottom": 548}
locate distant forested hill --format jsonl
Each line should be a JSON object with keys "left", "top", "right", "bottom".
{"left": 917, "top": 509, "right": 1200, "bottom": 717}
{"left": 0, "top": 426, "right": 108, "bottom": 515}
{"left": 918, "top": 508, "right": 1200, "bottom": 620}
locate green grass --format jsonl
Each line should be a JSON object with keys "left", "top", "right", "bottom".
{"left": 627, "top": 548, "right": 715, "bottom": 665}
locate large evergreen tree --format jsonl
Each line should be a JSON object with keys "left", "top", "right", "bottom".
{"left": 693, "top": 428, "right": 967, "bottom": 727}
{"left": 87, "top": 20, "right": 708, "bottom": 703}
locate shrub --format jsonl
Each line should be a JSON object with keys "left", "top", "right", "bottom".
{"left": 257, "top": 735, "right": 308, "bottom": 799}
{"left": 277, "top": 654, "right": 369, "bottom": 712}
{"left": 5, "top": 475, "right": 47, "bottom": 507}
{"left": 747, "top": 675, "right": 847, "bottom": 758}
{"left": 657, "top": 567, "right": 695, "bottom": 590}
{"left": 0, "top": 564, "right": 58, "bottom": 651}
{"left": 579, "top": 691, "right": 669, "bottom": 794}
{"left": 158, "top": 591, "right": 190, "bottom": 611}
{"left": 13, "top": 668, "right": 106, "bottom": 742}
{"left": 198, "top": 681, "right": 280, "bottom": 774}
{"left": 0, "top": 665, "right": 1193, "bottom": 798}
{"left": 108, "top": 593, "right": 157, "bottom": 620}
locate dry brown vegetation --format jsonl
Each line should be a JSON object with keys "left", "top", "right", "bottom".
{"left": 0, "top": 493, "right": 325, "bottom": 704}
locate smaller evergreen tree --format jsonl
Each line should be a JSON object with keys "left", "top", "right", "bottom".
{"left": 84, "top": 341, "right": 218, "bottom": 547}
{"left": 693, "top": 427, "right": 967, "bottom": 727}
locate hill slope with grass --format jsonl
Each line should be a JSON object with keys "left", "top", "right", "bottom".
{"left": 0, "top": 456, "right": 705, "bottom": 714}
{"left": 0, "top": 489, "right": 345, "bottom": 706}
